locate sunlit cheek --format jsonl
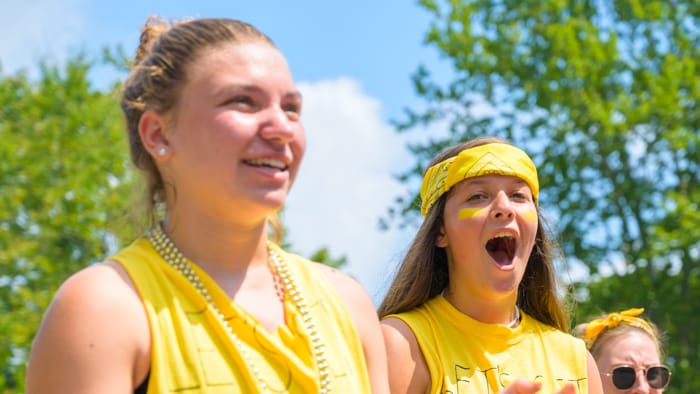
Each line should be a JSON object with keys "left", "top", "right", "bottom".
{"left": 458, "top": 207, "right": 488, "bottom": 220}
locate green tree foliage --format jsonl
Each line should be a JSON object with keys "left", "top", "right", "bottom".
{"left": 393, "top": 0, "right": 699, "bottom": 391}
{"left": 275, "top": 213, "right": 348, "bottom": 269}
{"left": 309, "top": 247, "right": 348, "bottom": 269}
{"left": 0, "top": 57, "right": 134, "bottom": 391}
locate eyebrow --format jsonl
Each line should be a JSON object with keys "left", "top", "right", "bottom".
{"left": 463, "top": 177, "right": 528, "bottom": 186}
{"left": 212, "top": 84, "right": 302, "bottom": 102}
{"left": 285, "top": 90, "right": 303, "bottom": 102}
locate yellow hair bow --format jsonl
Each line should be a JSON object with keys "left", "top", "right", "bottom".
{"left": 583, "top": 307, "right": 655, "bottom": 341}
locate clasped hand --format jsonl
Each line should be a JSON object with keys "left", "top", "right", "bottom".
{"left": 498, "top": 379, "right": 576, "bottom": 394}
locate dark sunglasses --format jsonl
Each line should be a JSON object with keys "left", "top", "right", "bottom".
{"left": 605, "top": 365, "right": 671, "bottom": 390}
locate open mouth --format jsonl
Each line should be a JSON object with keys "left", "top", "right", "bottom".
{"left": 485, "top": 232, "right": 516, "bottom": 266}
{"left": 243, "top": 158, "right": 288, "bottom": 171}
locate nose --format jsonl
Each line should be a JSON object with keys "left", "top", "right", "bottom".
{"left": 260, "top": 106, "right": 296, "bottom": 143}
{"left": 631, "top": 370, "right": 651, "bottom": 393}
{"left": 490, "top": 191, "right": 515, "bottom": 220}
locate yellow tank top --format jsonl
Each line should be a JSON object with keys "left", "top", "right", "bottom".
{"left": 387, "top": 296, "right": 589, "bottom": 393}
{"left": 111, "top": 238, "right": 371, "bottom": 393}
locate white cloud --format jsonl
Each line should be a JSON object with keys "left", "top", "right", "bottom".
{"left": 1, "top": 0, "right": 86, "bottom": 75}
{"left": 284, "top": 78, "right": 412, "bottom": 304}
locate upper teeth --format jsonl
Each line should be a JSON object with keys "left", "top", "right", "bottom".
{"left": 492, "top": 232, "right": 514, "bottom": 239}
{"left": 246, "top": 158, "right": 286, "bottom": 169}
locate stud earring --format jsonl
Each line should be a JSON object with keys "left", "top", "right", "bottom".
{"left": 157, "top": 147, "right": 167, "bottom": 156}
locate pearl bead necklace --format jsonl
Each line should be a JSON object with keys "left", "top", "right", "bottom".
{"left": 506, "top": 305, "right": 521, "bottom": 328}
{"left": 147, "top": 225, "right": 332, "bottom": 393}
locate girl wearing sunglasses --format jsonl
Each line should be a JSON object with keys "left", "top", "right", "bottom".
{"left": 577, "top": 308, "right": 671, "bottom": 393}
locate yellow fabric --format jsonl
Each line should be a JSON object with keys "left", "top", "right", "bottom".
{"left": 111, "top": 238, "right": 371, "bottom": 393}
{"left": 583, "top": 307, "right": 655, "bottom": 345}
{"left": 420, "top": 143, "right": 539, "bottom": 216}
{"left": 387, "top": 296, "right": 589, "bottom": 393}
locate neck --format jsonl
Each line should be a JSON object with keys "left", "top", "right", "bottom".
{"left": 150, "top": 223, "right": 278, "bottom": 301}
{"left": 442, "top": 287, "right": 520, "bottom": 327}
{"left": 161, "top": 213, "right": 269, "bottom": 272}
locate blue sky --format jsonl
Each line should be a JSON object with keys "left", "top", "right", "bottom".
{"left": 3, "top": 0, "right": 453, "bottom": 303}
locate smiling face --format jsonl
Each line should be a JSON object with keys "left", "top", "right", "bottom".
{"left": 437, "top": 174, "right": 538, "bottom": 303}
{"left": 156, "top": 41, "right": 305, "bottom": 222}
{"left": 596, "top": 330, "right": 666, "bottom": 393}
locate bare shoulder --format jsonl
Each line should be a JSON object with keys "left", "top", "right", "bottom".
{"left": 42, "top": 261, "right": 146, "bottom": 328}
{"left": 58, "top": 260, "right": 141, "bottom": 301}
{"left": 26, "top": 261, "right": 150, "bottom": 393}
{"left": 312, "top": 262, "right": 371, "bottom": 303}
{"left": 381, "top": 317, "right": 430, "bottom": 394}
{"left": 381, "top": 317, "right": 419, "bottom": 359}
{"left": 311, "top": 262, "right": 377, "bottom": 335}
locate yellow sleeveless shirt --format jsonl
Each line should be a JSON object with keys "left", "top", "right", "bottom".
{"left": 111, "top": 238, "right": 371, "bottom": 393}
{"left": 386, "top": 295, "right": 589, "bottom": 394}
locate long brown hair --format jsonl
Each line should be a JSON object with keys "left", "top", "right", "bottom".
{"left": 378, "top": 136, "right": 570, "bottom": 331}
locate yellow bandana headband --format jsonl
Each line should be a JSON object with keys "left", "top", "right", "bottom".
{"left": 583, "top": 308, "right": 656, "bottom": 345}
{"left": 420, "top": 143, "right": 539, "bottom": 216}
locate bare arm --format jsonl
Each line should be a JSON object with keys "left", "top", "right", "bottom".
{"left": 585, "top": 350, "right": 603, "bottom": 394}
{"left": 380, "top": 317, "right": 430, "bottom": 394}
{"left": 316, "top": 264, "right": 390, "bottom": 394}
{"left": 25, "top": 262, "right": 150, "bottom": 394}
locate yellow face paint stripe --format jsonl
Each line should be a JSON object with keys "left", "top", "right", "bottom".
{"left": 521, "top": 207, "right": 538, "bottom": 223}
{"left": 458, "top": 206, "right": 538, "bottom": 222}
{"left": 458, "top": 207, "right": 487, "bottom": 220}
